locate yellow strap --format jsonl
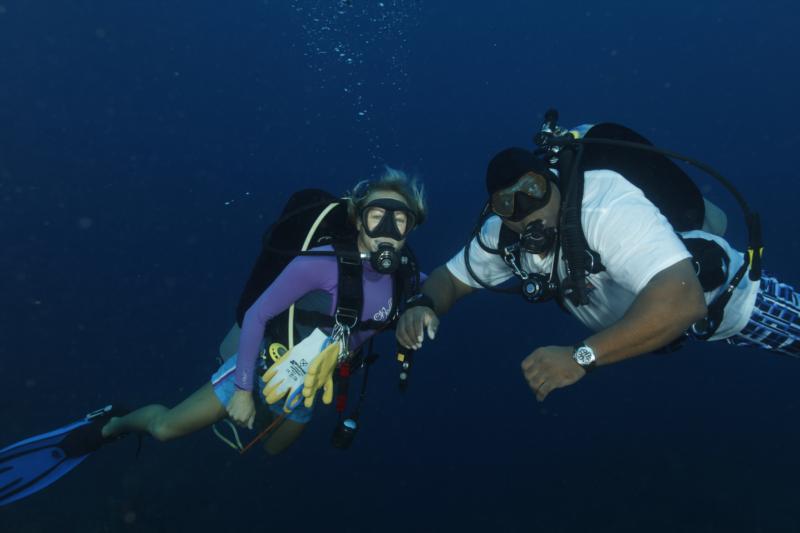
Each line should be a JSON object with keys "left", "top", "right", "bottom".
{"left": 747, "top": 247, "right": 765, "bottom": 266}
{"left": 287, "top": 201, "right": 341, "bottom": 348}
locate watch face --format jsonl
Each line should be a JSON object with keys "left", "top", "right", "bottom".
{"left": 574, "top": 346, "right": 595, "bottom": 366}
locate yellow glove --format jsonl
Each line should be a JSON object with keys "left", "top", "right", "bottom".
{"left": 261, "top": 329, "right": 328, "bottom": 412}
{"left": 302, "top": 340, "right": 342, "bottom": 408}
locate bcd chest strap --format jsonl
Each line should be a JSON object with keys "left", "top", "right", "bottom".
{"left": 289, "top": 241, "right": 414, "bottom": 333}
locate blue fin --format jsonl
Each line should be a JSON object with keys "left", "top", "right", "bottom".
{"left": 0, "top": 406, "right": 116, "bottom": 506}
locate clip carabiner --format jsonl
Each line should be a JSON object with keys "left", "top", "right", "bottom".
{"left": 502, "top": 245, "right": 529, "bottom": 281}
{"left": 331, "top": 322, "right": 352, "bottom": 363}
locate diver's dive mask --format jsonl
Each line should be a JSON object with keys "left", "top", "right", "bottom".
{"left": 520, "top": 219, "right": 557, "bottom": 255}
{"left": 490, "top": 171, "right": 551, "bottom": 222}
{"left": 360, "top": 198, "right": 416, "bottom": 241}
{"left": 359, "top": 198, "right": 415, "bottom": 275}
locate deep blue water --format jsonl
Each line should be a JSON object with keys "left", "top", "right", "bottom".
{"left": 2, "top": 1, "right": 800, "bottom": 531}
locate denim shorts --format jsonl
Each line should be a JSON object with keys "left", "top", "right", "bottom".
{"left": 211, "top": 353, "right": 314, "bottom": 424}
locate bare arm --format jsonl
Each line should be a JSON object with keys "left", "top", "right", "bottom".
{"left": 586, "top": 258, "right": 707, "bottom": 365}
{"left": 419, "top": 264, "right": 475, "bottom": 315}
{"left": 396, "top": 264, "right": 475, "bottom": 349}
{"left": 523, "top": 258, "right": 708, "bottom": 401}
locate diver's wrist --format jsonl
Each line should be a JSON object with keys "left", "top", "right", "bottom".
{"left": 572, "top": 342, "right": 597, "bottom": 372}
{"left": 406, "top": 293, "right": 437, "bottom": 314}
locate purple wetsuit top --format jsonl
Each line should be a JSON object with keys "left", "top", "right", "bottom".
{"left": 235, "top": 246, "right": 396, "bottom": 391}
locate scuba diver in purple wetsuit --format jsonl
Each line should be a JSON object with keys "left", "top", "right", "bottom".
{"left": 102, "top": 169, "right": 426, "bottom": 451}
{"left": 0, "top": 168, "right": 427, "bottom": 506}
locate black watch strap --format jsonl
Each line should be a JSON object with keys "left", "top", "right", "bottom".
{"left": 573, "top": 342, "right": 597, "bottom": 372}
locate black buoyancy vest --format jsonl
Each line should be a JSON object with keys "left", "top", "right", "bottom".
{"left": 555, "top": 123, "right": 730, "bottom": 297}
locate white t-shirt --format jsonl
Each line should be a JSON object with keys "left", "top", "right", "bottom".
{"left": 446, "top": 169, "right": 759, "bottom": 341}
{"left": 676, "top": 229, "right": 759, "bottom": 339}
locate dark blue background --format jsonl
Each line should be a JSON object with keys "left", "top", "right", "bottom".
{"left": 2, "top": 1, "right": 799, "bottom": 531}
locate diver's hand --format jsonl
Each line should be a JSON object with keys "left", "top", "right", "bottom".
{"left": 521, "top": 345, "right": 586, "bottom": 402}
{"left": 396, "top": 306, "right": 439, "bottom": 350}
{"left": 227, "top": 389, "right": 256, "bottom": 429}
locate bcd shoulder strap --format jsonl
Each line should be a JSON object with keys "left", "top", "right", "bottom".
{"left": 557, "top": 147, "right": 594, "bottom": 307}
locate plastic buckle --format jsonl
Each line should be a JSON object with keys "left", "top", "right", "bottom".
{"left": 338, "top": 254, "right": 361, "bottom": 266}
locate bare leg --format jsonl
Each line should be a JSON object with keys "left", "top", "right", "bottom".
{"left": 247, "top": 402, "right": 307, "bottom": 455}
{"left": 102, "top": 382, "right": 227, "bottom": 442}
{"left": 263, "top": 419, "right": 307, "bottom": 455}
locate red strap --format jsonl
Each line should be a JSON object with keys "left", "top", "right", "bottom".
{"left": 335, "top": 395, "right": 348, "bottom": 412}
{"left": 335, "top": 362, "right": 351, "bottom": 412}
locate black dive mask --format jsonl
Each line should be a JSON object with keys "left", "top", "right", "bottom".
{"left": 490, "top": 171, "right": 552, "bottom": 222}
{"left": 360, "top": 198, "right": 416, "bottom": 241}
{"left": 370, "top": 242, "right": 401, "bottom": 274}
{"left": 520, "top": 219, "right": 557, "bottom": 255}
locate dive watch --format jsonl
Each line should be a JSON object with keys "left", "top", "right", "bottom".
{"left": 572, "top": 343, "right": 597, "bottom": 372}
